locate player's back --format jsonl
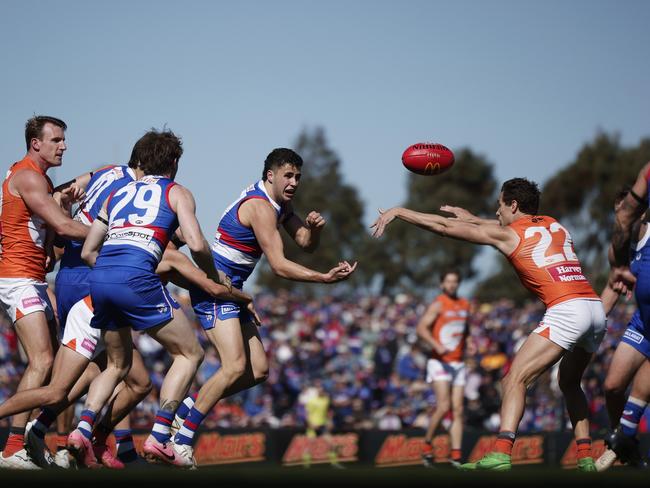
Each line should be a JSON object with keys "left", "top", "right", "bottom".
{"left": 0, "top": 157, "right": 53, "bottom": 281}
{"left": 430, "top": 294, "right": 469, "bottom": 363}
{"left": 95, "top": 175, "right": 178, "bottom": 273}
{"left": 60, "top": 165, "right": 135, "bottom": 270}
{"left": 211, "top": 180, "right": 289, "bottom": 288}
{"left": 507, "top": 215, "right": 598, "bottom": 308}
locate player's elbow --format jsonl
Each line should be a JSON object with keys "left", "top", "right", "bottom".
{"left": 269, "top": 259, "right": 290, "bottom": 278}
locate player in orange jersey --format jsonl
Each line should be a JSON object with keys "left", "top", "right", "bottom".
{"left": 372, "top": 178, "right": 604, "bottom": 472}
{"left": 417, "top": 270, "right": 470, "bottom": 468}
{"left": 0, "top": 116, "right": 88, "bottom": 469}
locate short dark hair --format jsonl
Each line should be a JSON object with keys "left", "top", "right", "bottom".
{"left": 25, "top": 116, "right": 67, "bottom": 151}
{"left": 440, "top": 269, "right": 461, "bottom": 283}
{"left": 262, "top": 148, "right": 303, "bottom": 181}
{"left": 130, "top": 128, "right": 183, "bottom": 176}
{"left": 501, "top": 178, "right": 540, "bottom": 215}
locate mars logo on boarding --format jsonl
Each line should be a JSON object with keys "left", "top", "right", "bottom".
{"left": 194, "top": 432, "right": 266, "bottom": 465}
{"left": 375, "top": 434, "right": 450, "bottom": 467}
{"left": 468, "top": 435, "right": 544, "bottom": 465}
{"left": 282, "top": 433, "right": 358, "bottom": 466}
{"left": 561, "top": 439, "right": 613, "bottom": 469}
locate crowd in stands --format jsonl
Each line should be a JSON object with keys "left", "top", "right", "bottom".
{"left": 0, "top": 286, "right": 647, "bottom": 435}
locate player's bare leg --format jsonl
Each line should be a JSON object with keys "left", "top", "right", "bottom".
{"left": 558, "top": 346, "right": 597, "bottom": 471}
{"left": 141, "top": 311, "right": 203, "bottom": 467}
{"left": 603, "top": 343, "right": 645, "bottom": 425}
{"left": 461, "top": 333, "right": 563, "bottom": 471}
{"left": 449, "top": 384, "right": 465, "bottom": 465}
{"left": 422, "top": 381, "right": 450, "bottom": 466}
{"left": 93, "top": 349, "right": 152, "bottom": 468}
{"left": 596, "top": 343, "right": 645, "bottom": 470}
{"left": 0, "top": 313, "right": 56, "bottom": 468}
{"left": 172, "top": 320, "right": 267, "bottom": 467}
{"left": 606, "top": 360, "right": 650, "bottom": 468}
{"left": 5, "top": 346, "right": 96, "bottom": 468}
{"left": 68, "top": 328, "right": 132, "bottom": 468}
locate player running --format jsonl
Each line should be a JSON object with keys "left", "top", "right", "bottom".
{"left": 66, "top": 128, "right": 219, "bottom": 468}
{"left": 169, "top": 148, "right": 357, "bottom": 468}
{"left": 373, "top": 178, "right": 605, "bottom": 472}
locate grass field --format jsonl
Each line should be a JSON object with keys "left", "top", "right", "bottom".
{"left": 0, "top": 465, "right": 648, "bottom": 487}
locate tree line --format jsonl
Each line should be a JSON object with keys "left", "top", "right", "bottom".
{"left": 256, "top": 127, "right": 650, "bottom": 303}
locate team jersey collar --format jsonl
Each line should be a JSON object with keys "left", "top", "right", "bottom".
{"left": 256, "top": 180, "right": 281, "bottom": 212}
{"left": 22, "top": 156, "right": 46, "bottom": 175}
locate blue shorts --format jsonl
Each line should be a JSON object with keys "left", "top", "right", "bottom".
{"left": 55, "top": 268, "right": 91, "bottom": 330}
{"left": 89, "top": 268, "right": 179, "bottom": 332}
{"left": 620, "top": 310, "right": 650, "bottom": 359}
{"left": 190, "top": 287, "right": 251, "bottom": 330}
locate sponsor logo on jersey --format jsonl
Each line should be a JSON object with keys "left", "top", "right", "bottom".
{"left": 623, "top": 329, "right": 644, "bottom": 344}
{"left": 81, "top": 338, "right": 96, "bottom": 353}
{"left": 220, "top": 305, "right": 238, "bottom": 315}
{"left": 546, "top": 264, "right": 587, "bottom": 283}
{"left": 21, "top": 297, "right": 42, "bottom": 308}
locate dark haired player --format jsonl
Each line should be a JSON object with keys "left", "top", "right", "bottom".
{"left": 373, "top": 178, "right": 605, "bottom": 472}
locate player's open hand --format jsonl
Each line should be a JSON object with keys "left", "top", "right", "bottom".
{"left": 305, "top": 211, "right": 326, "bottom": 230}
{"left": 371, "top": 208, "right": 397, "bottom": 238}
{"left": 324, "top": 260, "right": 358, "bottom": 283}
{"left": 440, "top": 205, "right": 473, "bottom": 221}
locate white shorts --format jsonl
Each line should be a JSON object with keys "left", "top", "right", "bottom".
{"left": 426, "top": 359, "right": 466, "bottom": 386}
{"left": 61, "top": 296, "right": 104, "bottom": 361}
{"left": 0, "top": 278, "right": 54, "bottom": 324}
{"left": 533, "top": 298, "right": 606, "bottom": 353}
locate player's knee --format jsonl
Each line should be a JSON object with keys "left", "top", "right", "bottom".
{"left": 603, "top": 376, "right": 625, "bottom": 397}
{"left": 27, "top": 354, "right": 55, "bottom": 378}
{"left": 189, "top": 346, "right": 205, "bottom": 368}
{"left": 224, "top": 357, "right": 247, "bottom": 381}
{"left": 452, "top": 405, "right": 464, "bottom": 419}
{"left": 436, "top": 399, "right": 451, "bottom": 413}
{"left": 44, "top": 387, "right": 68, "bottom": 407}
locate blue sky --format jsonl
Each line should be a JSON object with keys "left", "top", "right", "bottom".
{"left": 1, "top": 0, "right": 649, "bottom": 286}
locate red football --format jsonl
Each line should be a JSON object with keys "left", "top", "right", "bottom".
{"left": 401, "top": 142, "right": 455, "bottom": 175}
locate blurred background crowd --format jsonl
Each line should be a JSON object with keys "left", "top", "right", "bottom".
{"left": 0, "top": 286, "right": 647, "bottom": 435}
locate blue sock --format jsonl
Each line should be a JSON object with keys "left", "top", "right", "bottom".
{"left": 151, "top": 410, "right": 174, "bottom": 443}
{"left": 30, "top": 408, "right": 57, "bottom": 438}
{"left": 175, "top": 393, "right": 197, "bottom": 422}
{"left": 77, "top": 409, "right": 97, "bottom": 439}
{"left": 115, "top": 429, "right": 137, "bottom": 462}
{"left": 620, "top": 396, "right": 647, "bottom": 437}
{"left": 174, "top": 407, "right": 206, "bottom": 446}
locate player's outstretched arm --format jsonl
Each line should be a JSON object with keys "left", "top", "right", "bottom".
{"left": 440, "top": 205, "right": 500, "bottom": 226}
{"left": 612, "top": 162, "right": 650, "bottom": 267}
{"left": 283, "top": 208, "right": 325, "bottom": 253}
{"left": 415, "top": 301, "right": 447, "bottom": 355}
{"left": 80, "top": 206, "right": 109, "bottom": 267}
{"left": 14, "top": 170, "right": 88, "bottom": 240}
{"left": 156, "top": 248, "right": 253, "bottom": 304}
{"left": 168, "top": 184, "right": 220, "bottom": 283}
{"left": 371, "top": 207, "right": 518, "bottom": 255}
{"left": 244, "top": 199, "right": 356, "bottom": 283}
